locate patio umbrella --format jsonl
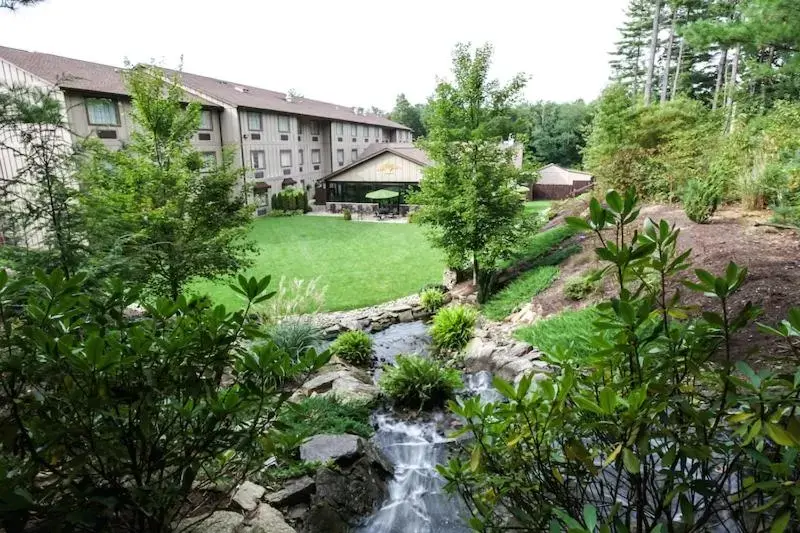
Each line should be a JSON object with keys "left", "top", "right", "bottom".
{"left": 365, "top": 189, "right": 400, "bottom": 200}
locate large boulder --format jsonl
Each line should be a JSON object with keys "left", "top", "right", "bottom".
{"left": 247, "top": 503, "right": 298, "bottom": 533}
{"left": 232, "top": 480, "right": 266, "bottom": 511}
{"left": 264, "top": 476, "right": 315, "bottom": 507}
{"left": 293, "top": 365, "right": 379, "bottom": 404}
{"left": 177, "top": 511, "right": 243, "bottom": 533}
{"left": 303, "top": 439, "right": 393, "bottom": 532}
{"left": 300, "top": 434, "right": 363, "bottom": 464}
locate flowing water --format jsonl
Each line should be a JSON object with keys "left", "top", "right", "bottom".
{"left": 356, "top": 321, "right": 488, "bottom": 533}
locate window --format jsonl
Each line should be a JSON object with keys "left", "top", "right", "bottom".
{"left": 297, "top": 121, "right": 304, "bottom": 135}
{"left": 310, "top": 120, "right": 320, "bottom": 135}
{"left": 335, "top": 123, "right": 343, "bottom": 136}
{"left": 311, "top": 149, "right": 321, "bottom": 165}
{"left": 250, "top": 150, "right": 265, "bottom": 169}
{"left": 278, "top": 115, "right": 290, "bottom": 133}
{"left": 199, "top": 110, "right": 213, "bottom": 130}
{"left": 298, "top": 149, "right": 304, "bottom": 166}
{"left": 351, "top": 149, "right": 358, "bottom": 161}
{"left": 200, "top": 151, "right": 216, "bottom": 171}
{"left": 280, "top": 150, "right": 292, "bottom": 168}
{"left": 248, "top": 112, "right": 262, "bottom": 131}
{"left": 86, "top": 98, "right": 119, "bottom": 126}
{"left": 336, "top": 149, "right": 344, "bottom": 166}
{"left": 351, "top": 123, "right": 357, "bottom": 136}
{"left": 363, "top": 125, "right": 370, "bottom": 138}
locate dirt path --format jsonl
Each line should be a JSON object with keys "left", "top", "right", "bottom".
{"left": 532, "top": 204, "right": 800, "bottom": 367}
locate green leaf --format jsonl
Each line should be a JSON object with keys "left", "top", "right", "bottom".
{"left": 770, "top": 512, "right": 790, "bottom": 533}
{"left": 622, "top": 449, "right": 640, "bottom": 474}
{"left": 606, "top": 190, "right": 623, "bottom": 214}
{"left": 583, "top": 504, "right": 597, "bottom": 532}
{"left": 599, "top": 386, "right": 617, "bottom": 414}
{"left": 766, "top": 423, "right": 797, "bottom": 447}
{"left": 469, "top": 446, "right": 481, "bottom": 472}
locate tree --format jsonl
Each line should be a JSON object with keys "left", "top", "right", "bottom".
{"left": 644, "top": 0, "right": 664, "bottom": 104}
{"left": 522, "top": 100, "right": 594, "bottom": 168}
{"left": 0, "top": 85, "right": 85, "bottom": 276}
{"left": 610, "top": 0, "right": 653, "bottom": 96}
{"left": 80, "top": 65, "right": 254, "bottom": 299}
{"left": 409, "top": 43, "right": 527, "bottom": 303}
{"left": 0, "top": 0, "right": 42, "bottom": 9}
{"left": 389, "top": 93, "right": 427, "bottom": 139}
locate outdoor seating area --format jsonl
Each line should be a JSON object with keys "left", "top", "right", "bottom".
{"left": 325, "top": 202, "right": 414, "bottom": 220}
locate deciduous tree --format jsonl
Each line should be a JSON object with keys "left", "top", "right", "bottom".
{"left": 409, "top": 43, "right": 527, "bottom": 303}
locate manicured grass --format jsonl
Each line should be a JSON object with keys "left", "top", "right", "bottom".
{"left": 192, "top": 216, "right": 445, "bottom": 312}
{"left": 503, "top": 224, "right": 578, "bottom": 269}
{"left": 524, "top": 200, "right": 552, "bottom": 217}
{"left": 482, "top": 266, "right": 560, "bottom": 320}
{"left": 514, "top": 306, "right": 601, "bottom": 358}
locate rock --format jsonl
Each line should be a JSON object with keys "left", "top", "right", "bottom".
{"left": 303, "top": 502, "right": 349, "bottom": 533}
{"left": 232, "top": 480, "right": 266, "bottom": 511}
{"left": 300, "top": 434, "right": 364, "bottom": 464}
{"left": 331, "top": 375, "right": 379, "bottom": 403}
{"left": 463, "top": 338, "right": 497, "bottom": 373}
{"left": 324, "top": 324, "right": 343, "bottom": 337}
{"left": 178, "top": 511, "right": 243, "bottom": 533}
{"left": 340, "top": 318, "right": 362, "bottom": 331}
{"left": 246, "top": 503, "right": 297, "bottom": 533}
{"left": 386, "top": 303, "right": 412, "bottom": 313}
{"left": 398, "top": 309, "right": 414, "bottom": 322}
{"left": 264, "top": 476, "right": 315, "bottom": 507}
{"left": 496, "top": 358, "right": 534, "bottom": 383}
{"left": 506, "top": 341, "right": 531, "bottom": 359}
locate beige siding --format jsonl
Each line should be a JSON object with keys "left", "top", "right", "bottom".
{"left": 327, "top": 153, "right": 424, "bottom": 184}
{"left": 0, "top": 60, "right": 71, "bottom": 247}
{"left": 65, "top": 92, "right": 132, "bottom": 149}
{"left": 537, "top": 165, "right": 572, "bottom": 185}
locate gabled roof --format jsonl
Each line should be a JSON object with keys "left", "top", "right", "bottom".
{"left": 538, "top": 163, "right": 594, "bottom": 182}
{"left": 0, "top": 45, "right": 219, "bottom": 107}
{"left": 322, "top": 143, "right": 430, "bottom": 181}
{"left": 161, "top": 68, "right": 410, "bottom": 130}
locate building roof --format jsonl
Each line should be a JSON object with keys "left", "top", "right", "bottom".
{"left": 538, "top": 163, "right": 594, "bottom": 184}
{"left": 161, "top": 68, "right": 410, "bottom": 130}
{"left": 322, "top": 143, "right": 430, "bottom": 181}
{"left": 0, "top": 45, "right": 410, "bottom": 129}
{"left": 0, "top": 45, "right": 219, "bottom": 107}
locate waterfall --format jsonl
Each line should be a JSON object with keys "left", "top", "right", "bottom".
{"left": 356, "top": 321, "right": 493, "bottom": 533}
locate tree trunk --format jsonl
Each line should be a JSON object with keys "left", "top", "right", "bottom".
{"left": 660, "top": 8, "right": 676, "bottom": 103}
{"left": 472, "top": 254, "right": 478, "bottom": 288}
{"left": 643, "top": 0, "right": 662, "bottom": 106}
{"left": 725, "top": 45, "right": 740, "bottom": 134}
{"left": 671, "top": 37, "right": 685, "bottom": 99}
{"left": 712, "top": 47, "right": 728, "bottom": 110}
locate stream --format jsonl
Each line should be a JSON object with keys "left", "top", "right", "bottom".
{"left": 355, "top": 321, "right": 495, "bottom": 533}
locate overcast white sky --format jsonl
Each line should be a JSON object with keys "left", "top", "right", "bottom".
{"left": 1, "top": 0, "right": 627, "bottom": 110}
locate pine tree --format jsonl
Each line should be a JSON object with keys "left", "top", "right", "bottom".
{"left": 610, "top": 0, "right": 653, "bottom": 96}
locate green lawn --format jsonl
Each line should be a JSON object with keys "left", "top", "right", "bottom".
{"left": 524, "top": 201, "right": 551, "bottom": 217}
{"left": 192, "top": 216, "right": 445, "bottom": 312}
{"left": 514, "top": 306, "right": 601, "bottom": 358}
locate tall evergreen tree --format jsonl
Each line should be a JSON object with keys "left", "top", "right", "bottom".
{"left": 610, "top": 0, "right": 653, "bottom": 96}
{"left": 389, "top": 93, "right": 427, "bottom": 139}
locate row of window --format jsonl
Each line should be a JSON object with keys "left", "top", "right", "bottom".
{"left": 246, "top": 112, "right": 400, "bottom": 142}
{"left": 249, "top": 147, "right": 361, "bottom": 171}
{"left": 86, "top": 98, "right": 217, "bottom": 132}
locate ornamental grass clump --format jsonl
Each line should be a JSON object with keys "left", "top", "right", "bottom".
{"left": 431, "top": 305, "right": 477, "bottom": 352}
{"left": 330, "top": 329, "right": 373, "bottom": 366}
{"left": 420, "top": 287, "right": 446, "bottom": 312}
{"left": 379, "top": 355, "right": 463, "bottom": 410}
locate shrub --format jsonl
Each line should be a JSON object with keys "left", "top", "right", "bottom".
{"left": 431, "top": 305, "right": 477, "bottom": 352}
{"left": 379, "top": 355, "right": 463, "bottom": 410}
{"left": 444, "top": 190, "right": 799, "bottom": 532}
{"left": 268, "top": 396, "right": 373, "bottom": 461}
{"left": 330, "top": 329, "right": 373, "bottom": 366}
{"left": 420, "top": 287, "right": 446, "bottom": 312}
{"left": 0, "top": 270, "right": 329, "bottom": 533}
{"left": 482, "top": 266, "right": 559, "bottom": 321}
{"left": 268, "top": 320, "right": 323, "bottom": 360}
{"left": 514, "top": 306, "right": 600, "bottom": 358}
{"left": 272, "top": 188, "right": 309, "bottom": 212}
{"left": 682, "top": 178, "right": 720, "bottom": 223}
{"left": 267, "top": 209, "right": 287, "bottom": 217}
{"left": 342, "top": 208, "right": 352, "bottom": 221}
{"left": 563, "top": 270, "right": 600, "bottom": 301}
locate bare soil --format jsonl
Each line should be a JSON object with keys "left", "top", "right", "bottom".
{"left": 532, "top": 204, "right": 800, "bottom": 368}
